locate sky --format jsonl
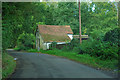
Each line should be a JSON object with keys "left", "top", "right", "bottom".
{"left": 40, "top": 0, "right": 117, "bottom": 2}
{"left": 109, "top": 0, "right": 115, "bottom": 2}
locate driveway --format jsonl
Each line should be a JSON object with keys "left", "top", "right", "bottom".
{"left": 7, "top": 49, "right": 114, "bottom": 78}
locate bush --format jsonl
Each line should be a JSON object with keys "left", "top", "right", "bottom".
{"left": 90, "top": 29, "right": 105, "bottom": 40}
{"left": 14, "top": 47, "right": 21, "bottom": 51}
{"left": 2, "top": 53, "right": 16, "bottom": 78}
{"left": 70, "top": 28, "right": 119, "bottom": 60}
{"left": 61, "top": 44, "right": 71, "bottom": 51}
{"left": 78, "top": 37, "right": 118, "bottom": 60}
{"left": 70, "top": 38, "right": 80, "bottom": 47}
{"left": 27, "top": 49, "right": 39, "bottom": 52}
{"left": 49, "top": 42, "right": 57, "bottom": 50}
{"left": 104, "top": 28, "right": 120, "bottom": 43}
{"left": 17, "top": 33, "right": 35, "bottom": 50}
{"left": 61, "top": 39, "right": 80, "bottom": 51}
{"left": 73, "top": 46, "right": 84, "bottom": 54}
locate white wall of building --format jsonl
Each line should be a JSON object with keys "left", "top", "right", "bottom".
{"left": 43, "top": 42, "right": 71, "bottom": 50}
{"left": 67, "top": 34, "right": 73, "bottom": 40}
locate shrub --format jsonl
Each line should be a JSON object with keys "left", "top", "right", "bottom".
{"left": 17, "top": 33, "right": 35, "bottom": 50}
{"left": 90, "top": 29, "right": 105, "bottom": 40}
{"left": 70, "top": 38, "right": 80, "bottom": 47}
{"left": 91, "top": 41, "right": 118, "bottom": 60}
{"left": 14, "top": 47, "right": 21, "bottom": 51}
{"left": 2, "top": 53, "right": 16, "bottom": 78}
{"left": 61, "top": 43, "right": 71, "bottom": 51}
{"left": 104, "top": 28, "right": 120, "bottom": 44}
{"left": 49, "top": 42, "right": 57, "bottom": 50}
{"left": 78, "top": 38, "right": 118, "bottom": 60}
{"left": 27, "top": 49, "right": 39, "bottom": 52}
{"left": 73, "top": 46, "right": 84, "bottom": 54}
{"left": 70, "top": 28, "right": 119, "bottom": 60}
{"left": 61, "top": 39, "right": 80, "bottom": 51}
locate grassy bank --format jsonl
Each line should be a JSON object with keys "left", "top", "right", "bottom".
{"left": 28, "top": 49, "right": 118, "bottom": 71}
{"left": 0, "top": 56, "right": 2, "bottom": 79}
{"left": 2, "top": 53, "right": 16, "bottom": 78}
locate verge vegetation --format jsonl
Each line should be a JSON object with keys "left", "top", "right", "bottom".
{"left": 2, "top": 53, "right": 16, "bottom": 78}
{"left": 27, "top": 48, "right": 118, "bottom": 71}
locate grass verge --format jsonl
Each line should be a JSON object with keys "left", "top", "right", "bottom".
{"left": 0, "top": 56, "right": 2, "bottom": 79}
{"left": 28, "top": 49, "right": 118, "bottom": 71}
{"left": 14, "top": 47, "right": 21, "bottom": 51}
{"left": 2, "top": 53, "right": 16, "bottom": 78}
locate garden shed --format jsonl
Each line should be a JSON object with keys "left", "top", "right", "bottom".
{"left": 36, "top": 25, "right": 73, "bottom": 50}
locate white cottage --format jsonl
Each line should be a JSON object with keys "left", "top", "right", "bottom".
{"left": 36, "top": 25, "right": 73, "bottom": 50}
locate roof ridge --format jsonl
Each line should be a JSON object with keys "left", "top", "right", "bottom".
{"left": 38, "top": 25, "right": 70, "bottom": 27}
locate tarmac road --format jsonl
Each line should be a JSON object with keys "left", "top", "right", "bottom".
{"left": 7, "top": 49, "right": 114, "bottom": 78}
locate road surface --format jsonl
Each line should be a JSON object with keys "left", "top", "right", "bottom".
{"left": 7, "top": 49, "right": 114, "bottom": 78}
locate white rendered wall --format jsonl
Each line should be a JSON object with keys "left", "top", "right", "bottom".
{"left": 44, "top": 42, "right": 71, "bottom": 50}
{"left": 67, "top": 34, "right": 73, "bottom": 40}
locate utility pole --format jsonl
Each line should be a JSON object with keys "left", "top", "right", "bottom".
{"left": 118, "top": 1, "right": 120, "bottom": 28}
{"left": 79, "top": 0, "right": 82, "bottom": 44}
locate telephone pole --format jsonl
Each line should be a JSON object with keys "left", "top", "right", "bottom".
{"left": 79, "top": 0, "right": 82, "bottom": 44}
{"left": 118, "top": 1, "right": 120, "bottom": 28}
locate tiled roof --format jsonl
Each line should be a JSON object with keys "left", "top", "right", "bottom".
{"left": 38, "top": 25, "right": 73, "bottom": 42}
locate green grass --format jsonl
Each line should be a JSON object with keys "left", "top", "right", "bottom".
{"left": 14, "top": 47, "right": 21, "bottom": 51}
{"left": 0, "top": 57, "right": 2, "bottom": 79}
{"left": 2, "top": 53, "right": 16, "bottom": 78}
{"left": 28, "top": 49, "right": 118, "bottom": 70}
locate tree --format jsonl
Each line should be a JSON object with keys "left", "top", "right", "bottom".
{"left": 2, "top": 2, "right": 118, "bottom": 50}
{"left": 52, "top": 2, "right": 79, "bottom": 34}
{"left": 2, "top": 2, "right": 48, "bottom": 49}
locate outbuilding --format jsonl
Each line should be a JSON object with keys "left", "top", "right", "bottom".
{"left": 36, "top": 25, "right": 73, "bottom": 50}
